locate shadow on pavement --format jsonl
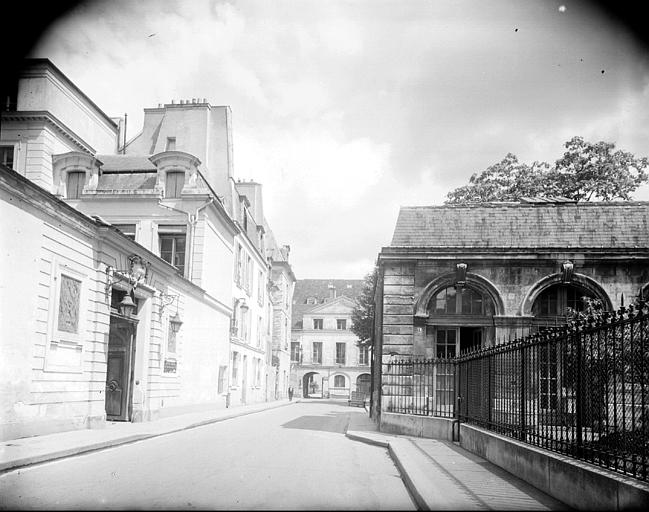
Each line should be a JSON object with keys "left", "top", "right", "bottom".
{"left": 280, "top": 412, "right": 352, "bottom": 434}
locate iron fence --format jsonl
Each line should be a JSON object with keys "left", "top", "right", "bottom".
{"left": 381, "top": 357, "right": 455, "bottom": 417}
{"left": 383, "top": 301, "right": 649, "bottom": 482}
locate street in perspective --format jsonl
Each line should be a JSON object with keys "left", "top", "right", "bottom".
{"left": 2, "top": 1, "right": 649, "bottom": 511}
{"left": 0, "top": 400, "right": 570, "bottom": 510}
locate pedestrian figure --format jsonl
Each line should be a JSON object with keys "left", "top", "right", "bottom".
{"left": 288, "top": 387, "right": 294, "bottom": 401}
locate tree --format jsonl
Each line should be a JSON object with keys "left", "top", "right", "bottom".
{"left": 445, "top": 137, "right": 649, "bottom": 203}
{"left": 351, "top": 267, "right": 378, "bottom": 348}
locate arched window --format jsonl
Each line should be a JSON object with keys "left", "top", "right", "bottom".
{"left": 432, "top": 286, "right": 494, "bottom": 316}
{"left": 532, "top": 284, "right": 596, "bottom": 318}
{"left": 333, "top": 375, "right": 345, "bottom": 387}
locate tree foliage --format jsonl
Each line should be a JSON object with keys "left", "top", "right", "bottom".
{"left": 445, "top": 137, "right": 649, "bottom": 203}
{"left": 351, "top": 267, "right": 378, "bottom": 348}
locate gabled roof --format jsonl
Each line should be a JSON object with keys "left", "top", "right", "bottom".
{"left": 390, "top": 202, "right": 649, "bottom": 249}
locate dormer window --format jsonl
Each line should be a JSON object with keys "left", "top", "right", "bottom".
{"left": 165, "top": 171, "right": 185, "bottom": 198}
{"left": 66, "top": 171, "right": 85, "bottom": 199}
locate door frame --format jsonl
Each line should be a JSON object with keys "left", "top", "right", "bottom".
{"left": 105, "top": 313, "right": 138, "bottom": 421}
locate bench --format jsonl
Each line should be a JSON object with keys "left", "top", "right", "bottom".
{"left": 348, "top": 391, "right": 366, "bottom": 408}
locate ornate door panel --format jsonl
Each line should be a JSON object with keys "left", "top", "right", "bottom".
{"left": 105, "top": 317, "right": 135, "bottom": 421}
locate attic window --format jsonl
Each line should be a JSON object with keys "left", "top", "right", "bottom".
{"left": 66, "top": 171, "right": 85, "bottom": 199}
{"left": 166, "top": 137, "right": 176, "bottom": 151}
{"left": 305, "top": 297, "right": 317, "bottom": 305}
{"left": 165, "top": 171, "right": 184, "bottom": 198}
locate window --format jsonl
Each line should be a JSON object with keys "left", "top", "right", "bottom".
{"left": 234, "top": 244, "right": 243, "bottom": 285}
{"left": 0, "top": 146, "right": 14, "bottom": 169}
{"left": 258, "top": 270, "right": 264, "bottom": 305}
{"left": 532, "top": 284, "right": 595, "bottom": 318}
{"left": 312, "top": 342, "right": 322, "bottom": 364}
{"left": 218, "top": 366, "right": 227, "bottom": 393}
{"left": 334, "top": 375, "right": 345, "bottom": 388}
{"left": 436, "top": 329, "right": 457, "bottom": 358}
{"left": 336, "top": 319, "right": 347, "bottom": 330}
{"left": 291, "top": 342, "right": 301, "bottom": 362}
{"left": 159, "top": 226, "right": 187, "bottom": 275}
{"left": 305, "top": 297, "right": 317, "bottom": 305}
{"left": 113, "top": 224, "right": 136, "bottom": 241}
{"left": 165, "top": 171, "right": 184, "bottom": 198}
{"left": 232, "top": 351, "right": 239, "bottom": 383}
{"left": 166, "top": 137, "right": 176, "bottom": 151}
{"left": 359, "top": 345, "right": 369, "bottom": 365}
{"left": 433, "top": 286, "right": 493, "bottom": 316}
{"left": 313, "top": 318, "right": 323, "bottom": 330}
{"left": 257, "top": 315, "right": 263, "bottom": 346}
{"left": 335, "top": 342, "right": 346, "bottom": 365}
{"left": 255, "top": 358, "right": 261, "bottom": 386}
{"left": 66, "top": 171, "right": 85, "bottom": 199}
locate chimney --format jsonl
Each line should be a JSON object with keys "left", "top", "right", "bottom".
{"left": 171, "top": 99, "right": 175, "bottom": 104}
{"left": 192, "top": 98, "right": 196, "bottom": 103}
{"left": 328, "top": 284, "right": 336, "bottom": 299}
{"left": 202, "top": 98, "right": 207, "bottom": 103}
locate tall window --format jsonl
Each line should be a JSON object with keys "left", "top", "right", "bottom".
{"left": 66, "top": 171, "right": 85, "bottom": 199}
{"left": 334, "top": 375, "right": 345, "bottom": 388}
{"left": 0, "top": 146, "right": 14, "bottom": 169}
{"left": 165, "top": 171, "right": 184, "bottom": 198}
{"left": 359, "top": 345, "right": 369, "bottom": 365}
{"left": 336, "top": 319, "right": 347, "bottom": 330}
{"left": 159, "top": 226, "right": 186, "bottom": 275}
{"left": 312, "top": 342, "right": 322, "bottom": 364}
{"left": 313, "top": 318, "right": 323, "bottom": 330}
{"left": 335, "top": 342, "right": 346, "bottom": 365}
{"left": 291, "top": 342, "right": 301, "bottom": 362}
{"left": 258, "top": 270, "right": 264, "bottom": 305}
{"left": 231, "top": 352, "right": 239, "bottom": 383}
{"left": 218, "top": 366, "right": 227, "bottom": 393}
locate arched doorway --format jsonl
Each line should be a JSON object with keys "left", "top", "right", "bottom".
{"left": 356, "top": 374, "right": 371, "bottom": 395}
{"left": 302, "top": 371, "right": 323, "bottom": 398}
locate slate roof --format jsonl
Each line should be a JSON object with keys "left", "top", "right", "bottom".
{"left": 292, "top": 279, "right": 364, "bottom": 329}
{"left": 389, "top": 202, "right": 649, "bottom": 249}
{"left": 97, "top": 155, "right": 157, "bottom": 172}
{"left": 97, "top": 172, "right": 157, "bottom": 190}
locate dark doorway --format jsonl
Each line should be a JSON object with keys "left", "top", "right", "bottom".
{"left": 356, "top": 374, "right": 371, "bottom": 395}
{"left": 105, "top": 315, "right": 137, "bottom": 421}
{"left": 460, "top": 327, "right": 482, "bottom": 353}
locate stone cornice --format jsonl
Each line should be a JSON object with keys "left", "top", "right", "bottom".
{"left": 1, "top": 111, "right": 95, "bottom": 154}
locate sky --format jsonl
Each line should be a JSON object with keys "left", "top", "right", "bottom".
{"left": 28, "top": 0, "right": 649, "bottom": 280}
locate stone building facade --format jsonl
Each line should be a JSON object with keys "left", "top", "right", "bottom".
{"left": 290, "top": 280, "right": 371, "bottom": 399}
{"left": 372, "top": 200, "right": 649, "bottom": 416}
{"left": 0, "top": 58, "right": 292, "bottom": 439}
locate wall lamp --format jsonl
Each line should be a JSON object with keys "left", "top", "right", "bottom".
{"left": 159, "top": 291, "right": 183, "bottom": 333}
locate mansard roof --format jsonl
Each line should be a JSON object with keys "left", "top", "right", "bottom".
{"left": 99, "top": 155, "right": 157, "bottom": 172}
{"left": 292, "top": 279, "right": 363, "bottom": 329}
{"left": 390, "top": 201, "right": 649, "bottom": 250}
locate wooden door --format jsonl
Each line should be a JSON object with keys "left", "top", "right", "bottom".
{"left": 105, "top": 316, "right": 136, "bottom": 421}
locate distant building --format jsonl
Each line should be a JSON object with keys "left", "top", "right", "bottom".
{"left": 372, "top": 199, "right": 649, "bottom": 417}
{"left": 290, "top": 280, "right": 370, "bottom": 399}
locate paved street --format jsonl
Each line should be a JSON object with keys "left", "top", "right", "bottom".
{"left": 0, "top": 401, "right": 415, "bottom": 510}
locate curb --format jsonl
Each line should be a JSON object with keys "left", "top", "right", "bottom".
{"left": 345, "top": 431, "right": 480, "bottom": 511}
{"left": 0, "top": 400, "right": 296, "bottom": 474}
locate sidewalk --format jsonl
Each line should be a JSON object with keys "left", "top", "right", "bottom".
{"left": 346, "top": 411, "right": 569, "bottom": 511}
{"left": 0, "top": 398, "right": 296, "bottom": 473}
